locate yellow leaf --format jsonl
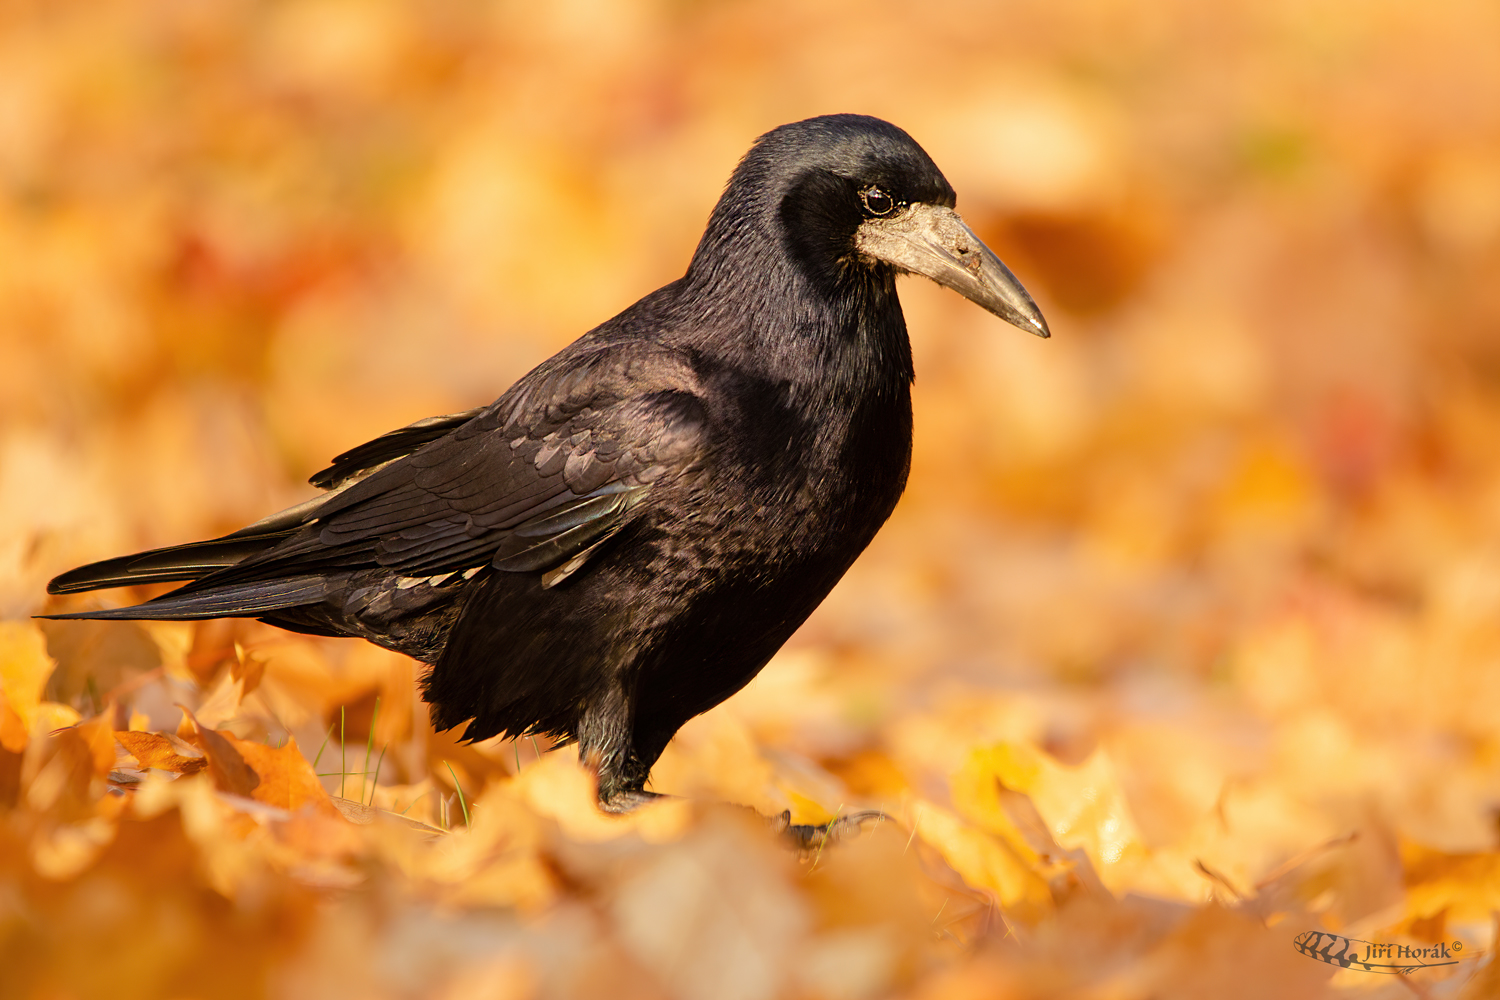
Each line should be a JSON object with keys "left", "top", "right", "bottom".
{"left": 951, "top": 745, "right": 1048, "bottom": 861}
{"left": 784, "top": 789, "right": 836, "bottom": 826}
{"left": 26, "top": 714, "right": 116, "bottom": 820}
{"left": 910, "top": 800, "right": 1051, "bottom": 916}
{"left": 956, "top": 743, "right": 1145, "bottom": 891}
{"left": 31, "top": 703, "right": 81, "bottom": 733}
{"left": 0, "top": 621, "right": 58, "bottom": 748}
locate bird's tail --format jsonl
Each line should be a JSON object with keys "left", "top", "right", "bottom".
{"left": 40, "top": 528, "right": 326, "bottom": 621}
{"left": 41, "top": 576, "right": 329, "bottom": 621}
{"left": 46, "top": 533, "right": 297, "bottom": 595}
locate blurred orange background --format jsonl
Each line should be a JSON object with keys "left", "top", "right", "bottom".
{"left": 4, "top": 1, "right": 1500, "bottom": 998}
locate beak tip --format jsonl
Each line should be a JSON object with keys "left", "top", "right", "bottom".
{"left": 1020, "top": 309, "right": 1051, "bottom": 339}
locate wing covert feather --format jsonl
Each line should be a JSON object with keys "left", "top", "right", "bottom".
{"left": 238, "top": 346, "right": 709, "bottom": 583}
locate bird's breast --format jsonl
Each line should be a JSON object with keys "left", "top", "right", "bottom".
{"left": 675, "top": 373, "right": 912, "bottom": 570}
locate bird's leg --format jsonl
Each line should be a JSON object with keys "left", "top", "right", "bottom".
{"left": 577, "top": 680, "right": 665, "bottom": 813}
{"left": 582, "top": 702, "right": 887, "bottom": 844}
{"left": 590, "top": 741, "right": 668, "bottom": 813}
{"left": 577, "top": 692, "right": 884, "bottom": 842}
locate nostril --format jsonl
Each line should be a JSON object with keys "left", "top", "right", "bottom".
{"left": 954, "top": 243, "right": 983, "bottom": 274}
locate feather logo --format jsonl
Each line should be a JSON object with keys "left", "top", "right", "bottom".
{"left": 1293, "top": 930, "right": 1464, "bottom": 975}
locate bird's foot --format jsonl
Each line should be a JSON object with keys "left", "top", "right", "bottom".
{"left": 597, "top": 787, "right": 669, "bottom": 814}
{"left": 770, "top": 809, "right": 888, "bottom": 852}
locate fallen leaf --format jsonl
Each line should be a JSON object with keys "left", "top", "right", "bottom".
{"left": 231, "top": 735, "right": 330, "bottom": 812}
{"left": 910, "top": 799, "right": 1052, "bottom": 918}
{"left": 177, "top": 708, "right": 260, "bottom": 798}
{"left": 231, "top": 642, "right": 266, "bottom": 697}
{"left": 115, "top": 730, "right": 207, "bottom": 774}
{"left": 0, "top": 621, "right": 58, "bottom": 749}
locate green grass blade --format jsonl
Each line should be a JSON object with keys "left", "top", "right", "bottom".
{"left": 361, "top": 696, "right": 380, "bottom": 804}
{"left": 310, "top": 722, "right": 337, "bottom": 769}
{"left": 367, "top": 744, "right": 388, "bottom": 806}
{"left": 445, "top": 761, "right": 471, "bottom": 828}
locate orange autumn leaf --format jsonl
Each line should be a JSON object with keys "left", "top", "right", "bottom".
{"left": 174, "top": 707, "right": 333, "bottom": 813}
{"left": 115, "top": 730, "right": 207, "bottom": 774}
{"left": 229, "top": 735, "right": 332, "bottom": 813}
{"left": 1402, "top": 843, "right": 1500, "bottom": 925}
{"left": 177, "top": 708, "right": 260, "bottom": 798}
{"left": 0, "top": 695, "right": 26, "bottom": 754}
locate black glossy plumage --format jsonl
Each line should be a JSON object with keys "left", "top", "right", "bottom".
{"left": 45, "top": 115, "right": 1047, "bottom": 807}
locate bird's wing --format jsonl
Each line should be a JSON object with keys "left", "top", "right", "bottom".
{"left": 226, "top": 345, "right": 709, "bottom": 588}
{"left": 48, "top": 406, "right": 493, "bottom": 597}
{"left": 45, "top": 344, "right": 708, "bottom": 618}
{"left": 308, "top": 406, "right": 488, "bottom": 490}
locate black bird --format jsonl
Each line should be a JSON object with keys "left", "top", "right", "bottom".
{"left": 45, "top": 115, "right": 1048, "bottom": 812}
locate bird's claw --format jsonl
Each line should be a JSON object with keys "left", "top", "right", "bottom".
{"left": 770, "top": 809, "right": 888, "bottom": 852}
{"left": 597, "top": 788, "right": 668, "bottom": 814}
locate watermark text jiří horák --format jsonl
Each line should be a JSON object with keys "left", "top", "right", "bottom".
{"left": 1294, "top": 930, "right": 1463, "bottom": 975}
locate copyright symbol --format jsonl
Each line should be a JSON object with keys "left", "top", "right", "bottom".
{"left": 1453, "top": 941, "right": 1463, "bottom": 952}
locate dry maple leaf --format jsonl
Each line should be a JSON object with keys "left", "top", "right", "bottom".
{"left": 115, "top": 730, "right": 207, "bottom": 774}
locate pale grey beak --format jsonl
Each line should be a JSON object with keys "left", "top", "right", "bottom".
{"left": 856, "top": 203, "right": 1050, "bottom": 338}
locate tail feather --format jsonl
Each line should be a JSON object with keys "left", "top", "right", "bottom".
{"left": 40, "top": 575, "right": 329, "bottom": 622}
{"left": 46, "top": 531, "right": 296, "bottom": 595}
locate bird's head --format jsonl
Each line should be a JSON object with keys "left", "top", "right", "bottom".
{"left": 693, "top": 114, "right": 1049, "bottom": 339}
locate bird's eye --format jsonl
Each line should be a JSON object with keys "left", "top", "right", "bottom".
{"left": 860, "top": 186, "right": 896, "bottom": 217}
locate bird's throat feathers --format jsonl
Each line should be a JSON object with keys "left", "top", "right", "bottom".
{"left": 680, "top": 167, "right": 915, "bottom": 402}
